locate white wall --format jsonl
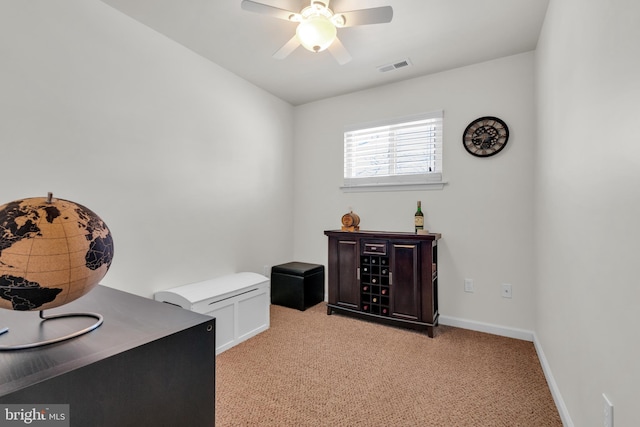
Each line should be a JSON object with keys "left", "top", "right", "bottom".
{"left": 293, "top": 52, "right": 536, "bottom": 331}
{"left": 535, "top": 0, "right": 640, "bottom": 425}
{"left": 0, "top": 0, "right": 295, "bottom": 298}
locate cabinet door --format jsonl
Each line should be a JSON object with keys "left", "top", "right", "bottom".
{"left": 327, "top": 237, "right": 359, "bottom": 309}
{"left": 390, "top": 242, "right": 420, "bottom": 320}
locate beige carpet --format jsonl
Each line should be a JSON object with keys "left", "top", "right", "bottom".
{"left": 216, "top": 304, "right": 562, "bottom": 426}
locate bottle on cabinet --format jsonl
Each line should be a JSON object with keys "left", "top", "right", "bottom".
{"left": 414, "top": 201, "right": 424, "bottom": 233}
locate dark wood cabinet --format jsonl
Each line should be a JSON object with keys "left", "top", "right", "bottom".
{"left": 325, "top": 230, "right": 440, "bottom": 337}
{"left": 0, "top": 285, "right": 215, "bottom": 426}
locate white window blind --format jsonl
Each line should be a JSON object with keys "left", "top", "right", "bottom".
{"left": 343, "top": 111, "right": 443, "bottom": 189}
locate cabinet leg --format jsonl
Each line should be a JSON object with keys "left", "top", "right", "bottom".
{"left": 326, "top": 305, "right": 332, "bottom": 315}
{"left": 426, "top": 326, "right": 434, "bottom": 338}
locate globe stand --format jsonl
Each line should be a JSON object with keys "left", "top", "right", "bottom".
{"left": 0, "top": 310, "right": 103, "bottom": 351}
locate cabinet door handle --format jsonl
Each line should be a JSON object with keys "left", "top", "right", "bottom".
{"left": 357, "top": 267, "right": 360, "bottom": 280}
{"left": 389, "top": 272, "right": 393, "bottom": 285}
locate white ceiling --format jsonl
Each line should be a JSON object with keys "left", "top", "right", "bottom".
{"left": 99, "top": 0, "right": 549, "bottom": 106}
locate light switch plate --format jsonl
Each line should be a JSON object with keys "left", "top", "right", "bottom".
{"left": 464, "top": 278, "right": 474, "bottom": 293}
{"left": 603, "top": 394, "right": 613, "bottom": 427}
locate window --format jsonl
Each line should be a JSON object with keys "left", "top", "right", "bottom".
{"left": 343, "top": 111, "right": 444, "bottom": 191}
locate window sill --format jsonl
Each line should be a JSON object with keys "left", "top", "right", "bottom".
{"left": 340, "top": 181, "right": 447, "bottom": 193}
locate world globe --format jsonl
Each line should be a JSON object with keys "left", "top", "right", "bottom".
{"left": 0, "top": 194, "right": 114, "bottom": 312}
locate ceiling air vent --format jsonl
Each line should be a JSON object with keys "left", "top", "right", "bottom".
{"left": 378, "top": 58, "right": 412, "bottom": 73}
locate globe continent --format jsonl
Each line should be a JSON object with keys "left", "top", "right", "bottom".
{"left": 0, "top": 196, "right": 114, "bottom": 311}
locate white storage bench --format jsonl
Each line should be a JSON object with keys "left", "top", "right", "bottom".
{"left": 154, "top": 272, "right": 270, "bottom": 354}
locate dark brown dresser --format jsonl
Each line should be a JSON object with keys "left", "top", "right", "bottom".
{"left": 0, "top": 285, "right": 215, "bottom": 426}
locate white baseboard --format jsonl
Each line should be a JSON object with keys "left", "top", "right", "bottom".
{"left": 532, "top": 332, "right": 574, "bottom": 427}
{"left": 439, "top": 315, "right": 534, "bottom": 341}
{"left": 438, "top": 315, "right": 573, "bottom": 426}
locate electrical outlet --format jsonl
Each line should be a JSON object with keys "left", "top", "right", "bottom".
{"left": 464, "top": 278, "right": 474, "bottom": 293}
{"left": 501, "top": 283, "right": 512, "bottom": 298}
{"left": 603, "top": 394, "right": 614, "bottom": 427}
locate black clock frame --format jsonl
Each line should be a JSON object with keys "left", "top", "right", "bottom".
{"left": 462, "top": 116, "right": 509, "bottom": 157}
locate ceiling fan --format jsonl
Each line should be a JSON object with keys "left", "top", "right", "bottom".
{"left": 240, "top": 0, "right": 393, "bottom": 65}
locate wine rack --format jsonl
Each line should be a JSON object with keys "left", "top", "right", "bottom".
{"left": 325, "top": 230, "right": 441, "bottom": 338}
{"left": 359, "top": 255, "right": 390, "bottom": 315}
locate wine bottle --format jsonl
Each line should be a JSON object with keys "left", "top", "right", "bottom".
{"left": 415, "top": 201, "right": 424, "bottom": 233}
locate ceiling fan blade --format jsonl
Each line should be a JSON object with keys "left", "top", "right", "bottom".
{"left": 328, "top": 37, "right": 352, "bottom": 65}
{"left": 273, "top": 35, "right": 301, "bottom": 60}
{"left": 241, "top": 0, "right": 298, "bottom": 21}
{"left": 336, "top": 6, "right": 393, "bottom": 27}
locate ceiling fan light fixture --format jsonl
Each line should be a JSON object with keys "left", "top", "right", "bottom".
{"left": 295, "top": 14, "right": 337, "bottom": 53}
{"left": 241, "top": 0, "right": 394, "bottom": 64}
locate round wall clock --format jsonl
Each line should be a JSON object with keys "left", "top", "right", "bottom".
{"left": 462, "top": 116, "right": 509, "bottom": 157}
